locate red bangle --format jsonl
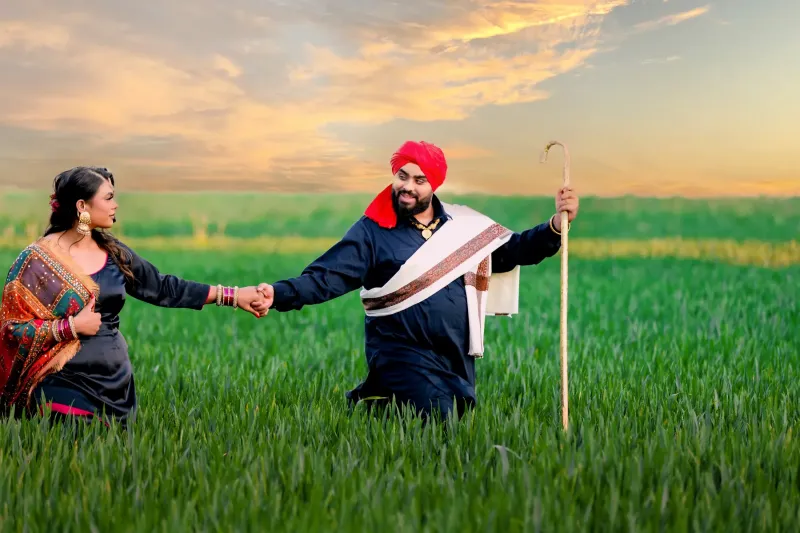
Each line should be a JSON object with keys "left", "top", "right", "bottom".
{"left": 215, "top": 285, "right": 240, "bottom": 308}
{"left": 63, "top": 319, "right": 74, "bottom": 341}
{"left": 55, "top": 319, "right": 69, "bottom": 342}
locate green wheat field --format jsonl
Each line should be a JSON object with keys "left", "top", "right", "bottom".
{"left": 0, "top": 191, "right": 798, "bottom": 532}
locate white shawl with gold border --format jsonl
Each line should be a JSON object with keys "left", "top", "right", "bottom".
{"left": 360, "top": 203, "right": 520, "bottom": 357}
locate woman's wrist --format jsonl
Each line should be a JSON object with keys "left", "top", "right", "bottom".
{"left": 50, "top": 317, "right": 78, "bottom": 343}
{"left": 213, "top": 284, "right": 240, "bottom": 308}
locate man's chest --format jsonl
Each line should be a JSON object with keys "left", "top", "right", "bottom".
{"left": 364, "top": 224, "right": 459, "bottom": 290}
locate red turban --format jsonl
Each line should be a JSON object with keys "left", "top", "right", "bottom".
{"left": 364, "top": 140, "right": 448, "bottom": 229}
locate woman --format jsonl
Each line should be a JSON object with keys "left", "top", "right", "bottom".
{"left": 0, "top": 166, "right": 270, "bottom": 428}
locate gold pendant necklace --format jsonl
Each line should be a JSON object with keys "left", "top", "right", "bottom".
{"left": 410, "top": 217, "right": 441, "bottom": 240}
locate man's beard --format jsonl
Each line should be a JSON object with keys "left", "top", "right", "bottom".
{"left": 392, "top": 188, "right": 431, "bottom": 217}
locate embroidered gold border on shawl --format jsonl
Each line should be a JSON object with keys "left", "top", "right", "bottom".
{"left": 362, "top": 224, "right": 510, "bottom": 311}
{"left": 463, "top": 257, "right": 490, "bottom": 291}
{"left": 32, "top": 238, "right": 99, "bottom": 301}
{"left": 27, "top": 239, "right": 99, "bottom": 399}
{"left": 4, "top": 238, "right": 100, "bottom": 406}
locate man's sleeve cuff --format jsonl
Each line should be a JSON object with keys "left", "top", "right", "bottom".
{"left": 271, "top": 281, "right": 295, "bottom": 311}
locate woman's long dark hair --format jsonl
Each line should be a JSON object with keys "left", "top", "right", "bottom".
{"left": 44, "top": 166, "right": 135, "bottom": 283}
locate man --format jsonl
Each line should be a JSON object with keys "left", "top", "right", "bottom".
{"left": 253, "top": 140, "right": 579, "bottom": 421}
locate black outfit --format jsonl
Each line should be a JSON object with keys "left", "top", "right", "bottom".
{"left": 271, "top": 196, "right": 561, "bottom": 420}
{"left": 33, "top": 243, "right": 210, "bottom": 426}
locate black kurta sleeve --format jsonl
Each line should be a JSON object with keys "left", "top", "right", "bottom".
{"left": 271, "top": 219, "right": 374, "bottom": 312}
{"left": 120, "top": 243, "right": 211, "bottom": 310}
{"left": 491, "top": 218, "right": 562, "bottom": 274}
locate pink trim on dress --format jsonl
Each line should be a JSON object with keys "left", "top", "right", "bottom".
{"left": 43, "top": 402, "right": 110, "bottom": 427}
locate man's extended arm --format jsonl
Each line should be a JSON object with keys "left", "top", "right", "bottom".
{"left": 269, "top": 219, "right": 374, "bottom": 312}
{"left": 491, "top": 215, "right": 562, "bottom": 274}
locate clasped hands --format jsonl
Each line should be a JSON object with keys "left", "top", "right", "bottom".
{"left": 252, "top": 283, "right": 273, "bottom": 318}
{"left": 233, "top": 284, "right": 274, "bottom": 318}
{"left": 228, "top": 284, "right": 273, "bottom": 318}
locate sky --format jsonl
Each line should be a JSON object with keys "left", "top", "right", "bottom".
{"left": 0, "top": 0, "right": 797, "bottom": 197}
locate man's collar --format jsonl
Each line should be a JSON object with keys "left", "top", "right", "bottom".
{"left": 432, "top": 195, "right": 453, "bottom": 220}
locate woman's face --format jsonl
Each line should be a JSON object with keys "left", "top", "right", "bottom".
{"left": 78, "top": 178, "right": 118, "bottom": 230}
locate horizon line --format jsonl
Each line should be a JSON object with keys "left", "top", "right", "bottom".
{"left": 1, "top": 187, "right": 798, "bottom": 201}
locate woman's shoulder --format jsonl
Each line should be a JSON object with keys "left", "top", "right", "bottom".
{"left": 8, "top": 243, "right": 35, "bottom": 264}
{"left": 17, "top": 236, "right": 55, "bottom": 259}
{"left": 36, "top": 233, "right": 90, "bottom": 252}
{"left": 108, "top": 236, "right": 136, "bottom": 258}
{"left": 104, "top": 236, "right": 144, "bottom": 269}
{"left": 3, "top": 239, "right": 48, "bottom": 282}
{"left": 36, "top": 234, "right": 63, "bottom": 250}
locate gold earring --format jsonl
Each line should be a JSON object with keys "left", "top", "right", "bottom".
{"left": 76, "top": 211, "right": 92, "bottom": 236}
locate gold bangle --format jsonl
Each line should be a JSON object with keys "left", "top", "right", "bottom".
{"left": 67, "top": 316, "right": 78, "bottom": 340}
{"left": 51, "top": 320, "right": 61, "bottom": 343}
{"left": 216, "top": 284, "right": 223, "bottom": 306}
{"left": 233, "top": 286, "right": 239, "bottom": 309}
{"left": 549, "top": 214, "right": 571, "bottom": 235}
{"left": 548, "top": 215, "right": 560, "bottom": 235}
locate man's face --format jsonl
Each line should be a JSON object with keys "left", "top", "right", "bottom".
{"left": 391, "top": 162, "right": 434, "bottom": 217}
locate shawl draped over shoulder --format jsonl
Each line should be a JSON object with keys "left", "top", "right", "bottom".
{"left": 0, "top": 238, "right": 98, "bottom": 415}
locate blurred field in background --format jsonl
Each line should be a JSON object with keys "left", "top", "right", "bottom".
{"left": 1, "top": 190, "right": 798, "bottom": 240}
{"left": 2, "top": 190, "right": 797, "bottom": 266}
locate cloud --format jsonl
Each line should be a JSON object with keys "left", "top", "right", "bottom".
{"left": 442, "top": 143, "right": 495, "bottom": 160}
{"left": 634, "top": 5, "right": 710, "bottom": 32}
{"left": 0, "top": 0, "right": 726, "bottom": 193}
{"left": 212, "top": 54, "right": 243, "bottom": 78}
{"left": 641, "top": 55, "right": 681, "bottom": 65}
{"left": 0, "top": 20, "right": 70, "bottom": 50}
{"left": 0, "top": 1, "right": 627, "bottom": 191}
{"left": 285, "top": 0, "right": 628, "bottom": 125}
{"left": 417, "top": 0, "right": 627, "bottom": 46}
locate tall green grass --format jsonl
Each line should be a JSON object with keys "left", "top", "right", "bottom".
{"left": 0, "top": 194, "right": 798, "bottom": 531}
{"left": 0, "top": 249, "right": 797, "bottom": 531}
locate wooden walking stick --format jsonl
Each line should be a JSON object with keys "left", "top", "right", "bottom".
{"left": 540, "top": 140, "right": 570, "bottom": 431}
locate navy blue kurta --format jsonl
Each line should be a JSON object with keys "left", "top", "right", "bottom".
{"left": 271, "top": 196, "right": 561, "bottom": 419}
{"left": 33, "top": 242, "right": 210, "bottom": 426}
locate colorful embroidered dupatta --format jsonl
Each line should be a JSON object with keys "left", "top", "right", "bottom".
{"left": 0, "top": 238, "right": 98, "bottom": 415}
